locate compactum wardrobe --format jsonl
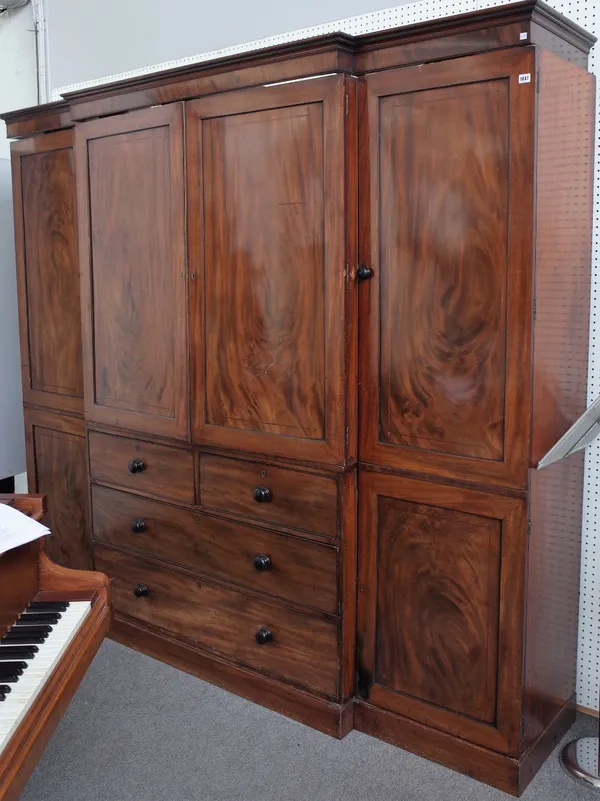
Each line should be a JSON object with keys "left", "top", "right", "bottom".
{"left": 3, "top": 1, "right": 596, "bottom": 794}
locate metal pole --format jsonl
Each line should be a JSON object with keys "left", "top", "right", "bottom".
{"left": 561, "top": 737, "right": 600, "bottom": 789}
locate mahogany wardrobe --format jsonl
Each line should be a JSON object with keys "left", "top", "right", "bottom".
{"left": 2, "top": 1, "right": 595, "bottom": 793}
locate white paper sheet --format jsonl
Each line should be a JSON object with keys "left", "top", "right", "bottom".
{"left": 0, "top": 502, "right": 50, "bottom": 557}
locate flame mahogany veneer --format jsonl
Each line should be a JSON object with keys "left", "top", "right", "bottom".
{"left": 2, "top": 2, "right": 595, "bottom": 794}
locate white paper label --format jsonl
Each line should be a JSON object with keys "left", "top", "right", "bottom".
{"left": 520, "top": 31, "right": 528, "bottom": 40}
{"left": 518, "top": 73, "right": 531, "bottom": 84}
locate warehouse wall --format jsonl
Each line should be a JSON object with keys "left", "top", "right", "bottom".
{"left": 47, "top": 0, "right": 409, "bottom": 89}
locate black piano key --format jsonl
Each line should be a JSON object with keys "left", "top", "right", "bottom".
{"left": 18, "top": 613, "right": 60, "bottom": 624}
{"left": 0, "top": 664, "right": 25, "bottom": 681}
{"left": 0, "top": 661, "right": 27, "bottom": 671}
{"left": 0, "top": 693, "right": 5, "bottom": 702}
{"left": 10, "top": 623, "right": 52, "bottom": 634}
{"left": 0, "top": 684, "right": 11, "bottom": 694}
{"left": 26, "top": 601, "right": 69, "bottom": 613}
{"left": 2, "top": 632, "right": 47, "bottom": 644}
{"left": 0, "top": 645, "right": 38, "bottom": 659}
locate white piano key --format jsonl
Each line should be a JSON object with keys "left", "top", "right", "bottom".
{"left": 0, "top": 602, "right": 91, "bottom": 753}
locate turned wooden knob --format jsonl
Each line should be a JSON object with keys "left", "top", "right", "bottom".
{"left": 255, "top": 626, "right": 273, "bottom": 645}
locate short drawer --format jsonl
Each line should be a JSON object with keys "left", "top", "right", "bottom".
{"left": 89, "top": 431, "right": 194, "bottom": 503}
{"left": 96, "top": 545, "right": 339, "bottom": 697}
{"left": 199, "top": 454, "right": 338, "bottom": 537}
{"left": 92, "top": 485, "right": 338, "bottom": 614}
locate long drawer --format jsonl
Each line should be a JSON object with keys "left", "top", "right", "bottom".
{"left": 89, "top": 431, "right": 195, "bottom": 503}
{"left": 199, "top": 454, "right": 338, "bottom": 537}
{"left": 96, "top": 545, "right": 339, "bottom": 697}
{"left": 92, "top": 485, "right": 339, "bottom": 614}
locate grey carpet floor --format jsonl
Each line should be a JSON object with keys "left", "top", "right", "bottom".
{"left": 19, "top": 639, "right": 599, "bottom": 801}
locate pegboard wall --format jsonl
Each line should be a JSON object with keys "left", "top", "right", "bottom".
{"left": 53, "top": 0, "right": 600, "bottom": 714}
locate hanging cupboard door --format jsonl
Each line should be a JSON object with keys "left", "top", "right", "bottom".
{"left": 356, "top": 471, "right": 527, "bottom": 753}
{"left": 76, "top": 104, "right": 188, "bottom": 440}
{"left": 187, "top": 74, "right": 354, "bottom": 465}
{"left": 358, "top": 49, "right": 536, "bottom": 488}
{"left": 11, "top": 130, "right": 83, "bottom": 415}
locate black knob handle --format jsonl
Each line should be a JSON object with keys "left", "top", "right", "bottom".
{"left": 133, "top": 583, "right": 150, "bottom": 598}
{"left": 255, "top": 626, "right": 273, "bottom": 645}
{"left": 131, "top": 518, "right": 147, "bottom": 534}
{"left": 356, "top": 265, "right": 374, "bottom": 281}
{"left": 253, "top": 485, "right": 272, "bottom": 503}
{"left": 253, "top": 554, "right": 272, "bottom": 571}
{"left": 128, "top": 458, "right": 145, "bottom": 474}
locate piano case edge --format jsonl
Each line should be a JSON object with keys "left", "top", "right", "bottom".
{"left": 0, "top": 587, "right": 112, "bottom": 801}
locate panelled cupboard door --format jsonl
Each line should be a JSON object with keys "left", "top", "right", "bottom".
{"left": 76, "top": 104, "right": 188, "bottom": 439}
{"left": 11, "top": 131, "right": 83, "bottom": 415}
{"left": 187, "top": 74, "right": 353, "bottom": 464}
{"left": 356, "top": 471, "right": 526, "bottom": 754}
{"left": 24, "top": 408, "right": 93, "bottom": 570}
{"left": 359, "top": 49, "right": 536, "bottom": 488}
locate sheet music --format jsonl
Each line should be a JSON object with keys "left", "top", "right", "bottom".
{"left": 0, "top": 502, "right": 50, "bottom": 557}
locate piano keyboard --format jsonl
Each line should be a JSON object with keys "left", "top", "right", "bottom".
{"left": 0, "top": 601, "right": 91, "bottom": 753}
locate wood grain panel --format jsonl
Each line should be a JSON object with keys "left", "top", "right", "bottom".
{"left": 358, "top": 48, "right": 536, "bottom": 488}
{"left": 111, "top": 615, "right": 351, "bottom": 738}
{"left": 340, "top": 468, "right": 357, "bottom": 701}
{"left": 88, "top": 431, "right": 194, "bottom": 504}
{"left": 354, "top": 702, "right": 520, "bottom": 796}
{"left": 54, "top": 4, "right": 593, "bottom": 121}
{"left": 529, "top": 22, "right": 589, "bottom": 68}
{"left": 357, "top": 470, "right": 526, "bottom": 753}
{"left": 531, "top": 51, "right": 595, "bottom": 464}
{"left": 11, "top": 131, "right": 82, "bottom": 415}
{"left": 378, "top": 80, "right": 508, "bottom": 460}
{"left": 198, "top": 454, "right": 338, "bottom": 538}
{"left": 187, "top": 75, "right": 349, "bottom": 464}
{"left": 2, "top": 101, "right": 72, "bottom": 139}
{"left": 24, "top": 408, "right": 92, "bottom": 570}
{"left": 76, "top": 104, "right": 188, "bottom": 439}
{"left": 96, "top": 544, "right": 339, "bottom": 697}
{"left": 523, "top": 455, "right": 585, "bottom": 747}
{"left": 356, "top": 22, "right": 527, "bottom": 73}
{"left": 67, "top": 49, "right": 350, "bottom": 120}
{"left": 203, "top": 104, "right": 325, "bottom": 440}
{"left": 523, "top": 51, "right": 595, "bottom": 748}
{"left": 354, "top": 695, "right": 576, "bottom": 797}
{"left": 375, "top": 496, "right": 500, "bottom": 723}
{"left": 0, "top": 496, "right": 45, "bottom": 638}
{"left": 0, "top": 541, "right": 39, "bottom": 639}
{"left": 92, "top": 485, "right": 339, "bottom": 613}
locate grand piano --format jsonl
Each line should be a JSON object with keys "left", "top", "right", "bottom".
{"left": 0, "top": 494, "right": 111, "bottom": 801}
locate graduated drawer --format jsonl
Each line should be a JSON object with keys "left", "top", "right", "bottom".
{"left": 96, "top": 545, "right": 339, "bottom": 697}
{"left": 92, "top": 485, "right": 338, "bottom": 614}
{"left": 89, "top": 431, "right": 194, "bottom": 504}
{"left": 199, "top": 454, "right": 338, "bottom": 538}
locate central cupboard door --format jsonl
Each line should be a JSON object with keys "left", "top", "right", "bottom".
{"left": 187, "top": 74, "right": 351, "bottom": 464}
{"left": 76, "top": 104, "right": 188, "bottom": 439}
{"left": 358, "top": 49, "right": 536, "bottom": 488}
